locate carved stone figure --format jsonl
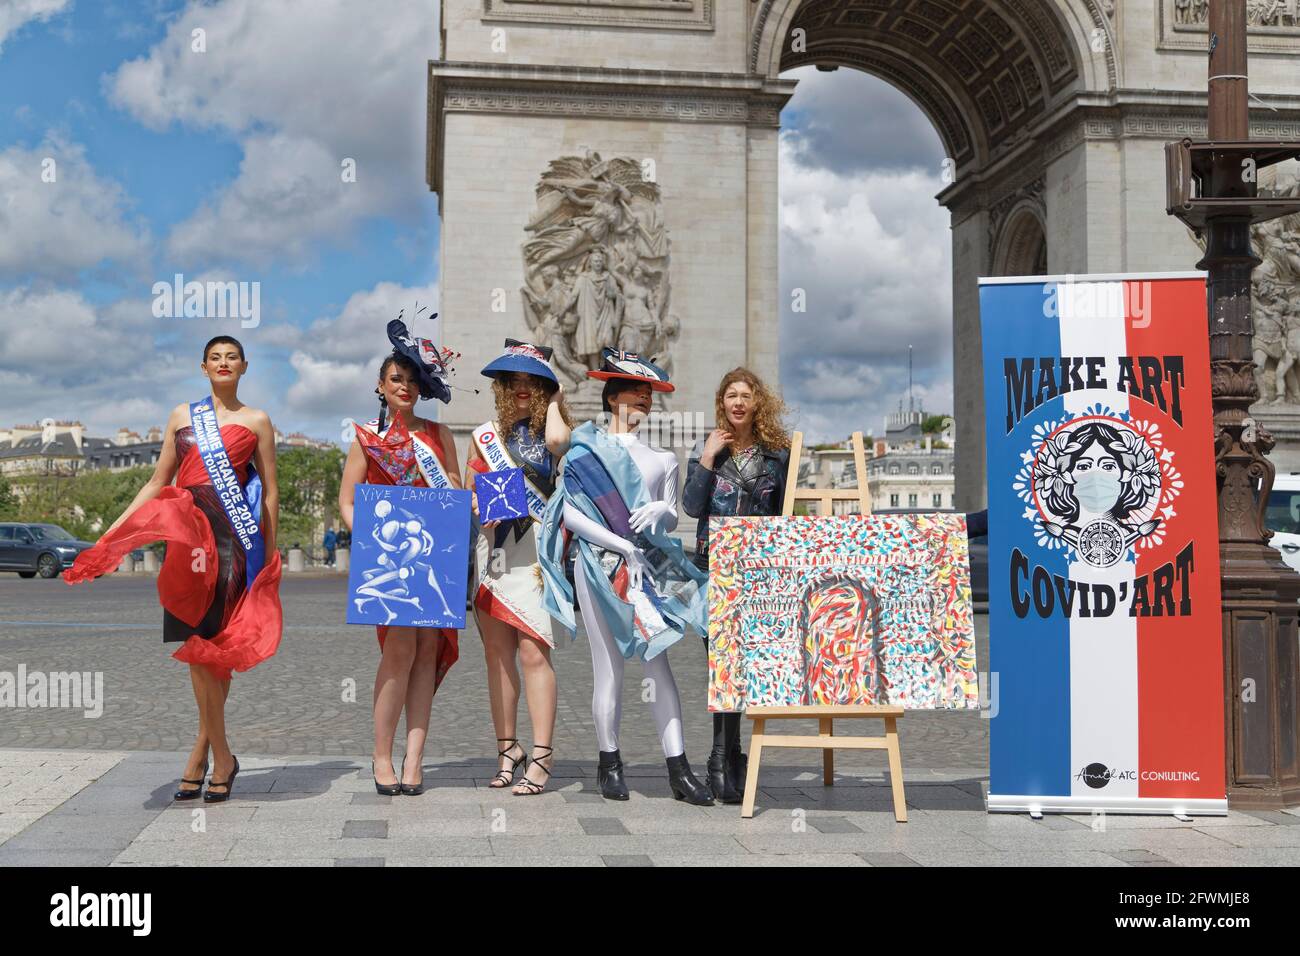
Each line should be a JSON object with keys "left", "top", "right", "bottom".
{"left": 520, "top": 152, "right": 674, "bottom": 392}
{"left": 1177, "top": 0, "right": 1300, "bottom": 26}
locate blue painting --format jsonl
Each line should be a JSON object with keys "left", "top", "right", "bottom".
{"left": 476, "top": 467, "right": 528, "bottom": 523}
{"left": 347, "top": 484, "right": 472, "bottom": 628}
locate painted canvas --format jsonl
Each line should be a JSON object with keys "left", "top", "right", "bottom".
{"left": 347, "top": 484, "right": 472, "bottom": 629}
{"left": 707, "top": 513, "right": 977, "bottom": 711}
{"left": 476, "top": 467, "right": 528, "bottom": 523}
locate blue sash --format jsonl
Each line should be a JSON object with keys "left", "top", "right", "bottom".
{"left": 189, "top": 399, "right": 265, "bottom": 584}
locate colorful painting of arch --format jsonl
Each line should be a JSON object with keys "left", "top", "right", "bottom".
{"left": 706, "top": 514, "right": 978, "bottom": 712}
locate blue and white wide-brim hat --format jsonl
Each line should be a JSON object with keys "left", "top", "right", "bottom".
{"left": 481, "top": 339, "right": 559, "bottom": 387}
{"left": 587, "top": 348, "right": 674, "bottom": 393}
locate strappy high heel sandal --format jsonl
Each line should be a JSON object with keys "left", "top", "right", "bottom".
{"left": 490, "top": 738, "right": 527, "bottom": 789}
{"left": 513, "top": 745, "right": 553, "bottom": 796}
{"left": 174, "top": 760, "right": 208, "bottom": 801}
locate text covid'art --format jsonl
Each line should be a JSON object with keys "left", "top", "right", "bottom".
{"left": 706, "top": 514, "right": 978, "bottom": 712}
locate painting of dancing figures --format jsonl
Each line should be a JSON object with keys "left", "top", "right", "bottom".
{"left": 346, "top": 484, "right": 472, "bottom": 629}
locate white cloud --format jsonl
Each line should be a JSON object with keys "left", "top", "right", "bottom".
{"left": 278, "top": 279, "right": 439, "bottom": 429}
{"left": 105, "top": 0, "right": 439, "bottom": 269}
{"left": 0, "top": 0, "right": 70, "bottom": 54}
{"left": 778, "top": 127, "right": 953, "bottom": 444}
{"left": 0, "top": 136, "right": 150, "bottom": 281}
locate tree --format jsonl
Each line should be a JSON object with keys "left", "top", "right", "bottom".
{"left": 276, "top": 446, "right": 347, "bottom": 550}
{"left": 922, "top": 414, "right": 952, "bottom": 434}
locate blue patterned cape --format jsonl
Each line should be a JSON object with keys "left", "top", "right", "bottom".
{"left": 538, "top": 421, "right": 706, "bottom": 660}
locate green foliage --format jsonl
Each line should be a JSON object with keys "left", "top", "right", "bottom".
{"left": 8, "top": 467, "right": 151, "bottom": 540}
{"left": 922, "top": 415, "right": 952, "bottom": 434}
{"left": 0, "top": 477, "right": 17, "bottom": 520}
{"left": 276, "top": 446, "right": 346, "bottom": 550}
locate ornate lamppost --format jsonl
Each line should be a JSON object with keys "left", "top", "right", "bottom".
{"left": 1166, "top": 0, "right": 1300, "bottom": 808}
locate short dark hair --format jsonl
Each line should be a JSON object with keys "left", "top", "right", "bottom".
{"left": 379, "top": 352, "right": 421, "bottom": 381}
{"left": 202, "top": 335, "right": 245, "bottom": 361}
{"left": 601, "top": 378, "right": 649, "bottom": 414}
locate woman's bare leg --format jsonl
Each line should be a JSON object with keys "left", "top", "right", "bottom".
{"left": 476, "top": 608, "right": 525, "bottom": 783}
{"left": 373, "top": 627, "right": 417, "bottom": 784}
{"left": 514, "top": 633, "right": 557, "bottom": 793}
{"left": 192, "top": 665, "right": 234, "bottom": 787}
{"left": 401, "top": 629, "right": 441, "bottom": 786}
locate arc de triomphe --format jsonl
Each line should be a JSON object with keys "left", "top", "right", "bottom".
{"left": 426, "top": 0, "right": 1300, "bottom": 508}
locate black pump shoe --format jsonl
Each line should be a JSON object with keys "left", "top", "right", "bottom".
{"left": 596, "top": 749, "right": 630, "bottom": 801}
{"left": 174, "top": 760, "right": 208, "bottom": 801}
{"left": 203, "top": 757, "right": 240, "bottom": 803}
{"left": 707, "top": 751, "right": 742, "bottom": 805}
{"left": 727, "top": 748, "right": 748, "bottom": 801}
{"left": 372, "top": 760, "right": 401, "bottom": 796}
{"left": 667, "top": 754, "right": 714, "bottom": 806}
{"left": 399, "top": 757, "right": 424, "bottom": 796}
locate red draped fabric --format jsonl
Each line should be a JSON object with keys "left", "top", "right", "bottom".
{"left": 65, "top": 424, "right": 283, "bottom": 680}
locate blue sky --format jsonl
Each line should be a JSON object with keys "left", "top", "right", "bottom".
{"left": 0, "top": 0, "right": 952, "bottom": 445}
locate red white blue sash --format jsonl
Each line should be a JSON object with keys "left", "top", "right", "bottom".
{"left": 364, "top": 418, "right": 454, "bottom": 489}
{"left": 473, "top": 421, "right": 548, "bottom": 522}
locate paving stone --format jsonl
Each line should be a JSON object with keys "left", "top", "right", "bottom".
{"left": 1109, "top": 849, "right": 1170, "bottom": 863}
{"left": 857, "top": 852, "right": 920, "bottom": 866}
{"left": 342, "top": 820, "right": 389, "bottom": 839}
{"left": 809, "top": 816, "right": 863, "bottom": 834}
{"left": 579, "top": 817, "right": 629, "bottom": 836}
{"left": 602, "top": 854, "right": 653, "bottom": 866}
{"left": 335, "top": 857, "right": 386, "bottom": 867}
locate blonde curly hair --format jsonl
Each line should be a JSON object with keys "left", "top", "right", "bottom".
{"left": 491, "top": 372, "right": 573, "bottom": 435}
{"left": 714, "top": 367, "right": 791, "bottom": 451}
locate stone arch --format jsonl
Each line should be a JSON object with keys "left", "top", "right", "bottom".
{"left": 992, "top": 201, "right": 1049, "bottom": 276}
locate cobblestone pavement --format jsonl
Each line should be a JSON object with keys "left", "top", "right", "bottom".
{"left": 0, "top": 575, "right": 988, "bottom": 769}
{"left": 5, "top": 577, "right": 1300, "bottom": 866}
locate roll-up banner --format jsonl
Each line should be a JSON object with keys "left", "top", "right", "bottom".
{"left": 979, "top": 272, "right": 1226, "bottom": 815}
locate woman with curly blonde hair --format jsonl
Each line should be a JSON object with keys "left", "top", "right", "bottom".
{"left": 682, "top": 366, "right": 792, "bottom": 803}
{"left": 466, "top": 340, "right": 573, "bottom": 795}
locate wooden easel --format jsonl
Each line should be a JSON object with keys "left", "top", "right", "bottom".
{"left": 740, "top": 431, "right": 908, "bottom": 821}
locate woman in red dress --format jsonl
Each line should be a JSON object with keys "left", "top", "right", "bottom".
{"left": 65, "top": 335, "right": 282, "bottom": 803}
{"left": 339, "top": 327, "right": 463, "bottom": 797}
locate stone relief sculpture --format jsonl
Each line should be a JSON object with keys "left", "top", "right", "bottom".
{"left": 1194, "top": 163, "right": 1300, "bottom": 405}
{"left": 1176, "top": 0, "right": 1300, "bottom": 26}
{"left": 520, "top": 151, "right": 675, "bottom": 397}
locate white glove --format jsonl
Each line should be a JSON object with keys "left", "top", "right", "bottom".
{"left": 623, "top": 550, "right": 651, "bottom": 592}
{"left": 629, "top": 501, "right": 674, "bottom": 535}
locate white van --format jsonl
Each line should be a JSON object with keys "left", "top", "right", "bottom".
{"left": 1265, "top": 473, "right": 1300, "bottom": 573}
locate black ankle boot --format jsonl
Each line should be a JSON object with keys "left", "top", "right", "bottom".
{"left": 707, "top": 749, "right": 742, "bottom": 804}
{"left": 727, "top": 747, "right": 747, "bottom": 800}
{"left": 596, "top": 749, "right": 630, "bottom": 801}
{"left": 667, "top": 754, "right": 715, "bottom": 806}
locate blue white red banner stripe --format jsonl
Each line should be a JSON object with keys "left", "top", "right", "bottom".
{"left": 980, "top": 273, "right": 1225, "bottom": 814}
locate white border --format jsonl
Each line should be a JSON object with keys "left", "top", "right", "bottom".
{"left": 979, "top": 271, "right": 1208, "bottom": 286}
{"left": 987, "top": 794, "right": 1228, "bottom": 816}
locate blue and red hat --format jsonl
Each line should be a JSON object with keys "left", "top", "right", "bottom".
{"left": 481, "top": 339, "right": 559, "bottom": 387}
{"left": 387, "top": 316, "right": 453, "bottom": 404}
{"left": 587, "top": 348, "right": 674, "bottom": 393}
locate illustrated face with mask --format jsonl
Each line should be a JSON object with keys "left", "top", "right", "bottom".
{"left": 1070, "top": 439, "right": 1123, "bottom": 515}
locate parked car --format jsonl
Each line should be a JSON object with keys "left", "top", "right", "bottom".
{"left": 0, "top": 522, "right": 94, "bottom": 578}
{"left": 1265, "top": 473, "right": 1300, "bottom": 574}
{"left": 865, "top": 507, "right": 989, "bottom": 609}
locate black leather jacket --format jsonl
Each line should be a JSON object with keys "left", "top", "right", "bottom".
{"left": 682, "top": 439, "right": 789, "bottom": 570}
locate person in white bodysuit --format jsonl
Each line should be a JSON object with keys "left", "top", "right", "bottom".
{"left": 548, "top": 350, "right": 713, "bottom": 805}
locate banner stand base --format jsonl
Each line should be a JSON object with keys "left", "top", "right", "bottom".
{"left": 987, "top": 794, "right": 1228, "bottom": 816}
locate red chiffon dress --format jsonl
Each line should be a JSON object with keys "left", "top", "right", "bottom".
{"left": 65, "top": 423, "right": 283, "bottom": 680}
{"left": 360, "top": 418, "right": 460, "bottom": 694}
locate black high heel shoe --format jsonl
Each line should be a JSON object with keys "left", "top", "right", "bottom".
{"left": 399, "top": 756, "right": 424, "bottom": 796}
{"left": 174, "top": 760, "right": 208, "bottom": 801}
{"left": 596, "top": 749, "right": 630, "bottom": 801}
{"left": 513, "top": 745, "right": 553, "bottom": 796}
{"left": 490, "top": 738, "right": 527, "bottom": 789}
{"left": 372, "top": 760, "right": 401, "bottom": 796}
{"left": 203, "top": 756, "right": 240, "bottom": 803}
{"left": 667, "top": 753, "right": 714, "bottom": 806}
